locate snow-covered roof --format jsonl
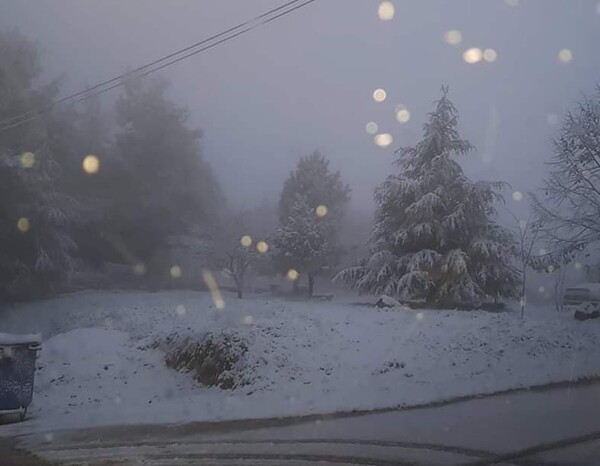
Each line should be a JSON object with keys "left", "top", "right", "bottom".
{"left": 0, "top": 333, "right": 42, "bottom": 345}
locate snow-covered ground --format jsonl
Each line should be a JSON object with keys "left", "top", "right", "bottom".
{"left": 1, "top": 290, "right": 599, "bottom": 435}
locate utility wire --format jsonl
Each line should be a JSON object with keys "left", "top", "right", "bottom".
{"left": 0, "top": 0, "right": 316, "bottom": 133}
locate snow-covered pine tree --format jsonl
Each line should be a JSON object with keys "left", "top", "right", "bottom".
{"left": 335, "top": 87, "right": 519, "bottom": 308}
{"left": 271, "top": 195, "right": 333, "bottom": 296}
{"left": 273, "top": 152, "right": 350, "bottom": 296}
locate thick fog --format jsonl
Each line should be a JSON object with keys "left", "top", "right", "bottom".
{"left": 3, "top": 0, "right": 600, "bottom": 213}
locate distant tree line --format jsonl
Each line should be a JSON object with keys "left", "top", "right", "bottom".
{"left": 2, "top": 30, "right": 599, "bottom": 311}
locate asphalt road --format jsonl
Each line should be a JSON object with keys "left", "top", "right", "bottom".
{"left": 3, "top": 380, "right": 600, "bottom": 465}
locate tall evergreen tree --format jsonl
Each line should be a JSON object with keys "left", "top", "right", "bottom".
{"left": 109, "top": 77, "right": 222, "bottom": 269}
{"left": 0, "top": 31, "right": 76, "bottom": 301}
{"left": 336, "top": 88, "right": 518, "bottom": 308}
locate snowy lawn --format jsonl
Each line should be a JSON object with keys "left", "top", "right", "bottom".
{"left": 1, "top": 290, "right": 599, "bottom": 434}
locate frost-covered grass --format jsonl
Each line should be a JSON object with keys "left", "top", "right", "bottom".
{"left": 1, "top": 290, "right": 599, "bottom": 434}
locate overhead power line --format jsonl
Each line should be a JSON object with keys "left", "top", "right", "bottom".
{"left": 0, "top": 0, "right": 317, "bottom": 134}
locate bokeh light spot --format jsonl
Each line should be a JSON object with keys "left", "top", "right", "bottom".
{"left": 20, "top": 152, "right": 35, "bottom": 168}
{"left": 315, "top": 204, "right": 328, "bottom": 218}
{"left": 287, "top": 268, "right": 299, "bottom": 281}
{"left": 395, "top": 106, "right": 411, "bottom": 123}
{"left": 575, "top": 262, "right": 583, "bottom": 270}
{"left": 463, "top": 48, "right": 483, "bottom": 64}
{"left": 256, "top": 241, "right": 269, "bottom": 254}
{"left": 483, "top": 48, "right": 497, "bottom": 62}
{"left": 558, "top": 49, "right": 573, "bottom": 64}
{"left": 170, "top": 265, "right": 182, "bottom": 279}
{"left": 416, "top": 312, "right": 424, "bottom": 321}
{"left": 374, "top": 133, "right": 393, "bottom": 148}
{"left": 444, "top": 30, "right": 462, "bottom": 45}
{"left": 512, "top": 191, "right": 523, "bottom": 202}
{"left": 240, "top": 235, "right": 252, "bottom": 248}
{"left": 175, "top": 305, "right": 186, "bottom": 316}
{"left": 17, "top": 217, "right": 30, "bottom": 233}
{"left": 373, "top": 88, "right": 387, "bottom": 102}
{"left": 538, "top": 286, "right": 545, "bottom": 293}
{"left": 519, "top": 219, "right": 527, "bottom": 231}
{"left": 377, "top": 1, "right": 395, "bottom": 21}
{"left": 133, "top": 263, "right": 146, "bottom": 275}
{"left": 365, "top": 122, "right": 378, "bottom": 134}
{"left": 82, "top": 155, "right": 100, "bottom": 174}
{"left": 243, "top": 315, "right": 254, "bottom": 325}
{"left": 505, "top": 0, "right": 519, "bottom": 6}
{"left": 202, "top": 269, "right": 225, "bottom": 310}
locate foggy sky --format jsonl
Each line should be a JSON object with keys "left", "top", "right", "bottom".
{"left": 2, "top": 0, "right": 600, "bottom": 216}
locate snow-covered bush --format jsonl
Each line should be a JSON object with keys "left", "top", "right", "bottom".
{"left": 336, "top": 88, "right": 519, "bottom": 309}
{"left": 161, "top": 331, "right": 249, "bottom": 389}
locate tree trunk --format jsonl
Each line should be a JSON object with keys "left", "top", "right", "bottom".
{"left": 520, "top": 268, "right": 526, "bottom": 319}
{"left": 308, "top": 275, "right": 314, "bottom": 298}
{"left": 236, "top": 275, "right": 243, "bottom": 299}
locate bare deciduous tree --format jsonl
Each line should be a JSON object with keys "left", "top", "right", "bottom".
{"left": 532, "top": 89, "right": 600, "bottom": 262}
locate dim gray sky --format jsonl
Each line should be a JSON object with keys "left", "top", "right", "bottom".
{"left": 2, "top": 0, "right": 600, "bottom": 214}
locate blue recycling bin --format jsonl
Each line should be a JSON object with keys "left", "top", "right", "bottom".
{"left": 0, "top": 333, "right": 41, "bottom": 421}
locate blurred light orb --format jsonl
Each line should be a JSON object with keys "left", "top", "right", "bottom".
{"left": 505, "top": 0, "right": 519, "bottom": 6}
{"left": 377, "top": 1, "right": 395, "bottom": 21}
{"left": 374, "top": 133, "right": 393, "bottom": 148}
{"left": 483, "top": 48, "right": 497, "bottom": 62}
{"left": 44, "top": 433, "right": 54, "bottom": 443}
{"left": 133, "top": 263, "right": 146, "bottom": 275}
{"left": 538, "top": 286, "right": 545, "bottom": 293}
{"left": 17, "top": 217, "right": 30, "bottom": 233}
{"left": 256, "top": 240, "right": 269, "bottom": 254}
{"left": 240, "top": 235, "right": 252, "bottom": 248}
{"left": 444, "top": 30, "right": 462, "bottom": 45}
{"left": 315, "top": 204, "right": 328, "bottom": 218}
{"left": 287, "top": 268, "right": 299, "bottom": 281}
{"left": 170, "top": 265, "right": 182, "bottom": 279}
{"left": 365, "top": 122, "right": 378, "bottom": 134}
{"left": 20, "top": 152, "right": 35, "bottom": 168}
{"left": 519, "top": 219, "right": 527, "bottom": 231}
{"left": 558, "top": 48, "right": 573, "bottom": 64}
{"left": 82, "top": 155, "right": 100, "bottom": 174}
{"left": 416, "top": 312, "right": 424, "bottom": 321}
{"left": 373, "top": 88, "right": 387, "bottom": 102}
{"left": 575, "top": 262, "right": 583, "bottom": 270}
{"left": 243, "top": 315, "right": 254, "bottom": 325}
{"left": 547, "top": 113, "right": 559, "bottom": 126}
{"left": 512, "top": 191, "right": 523, "bottom": 201}
{"left": 463, "top": 48, "right": 483, "bottom": 64}
{"left": 395, "top": 106, "right": 411, "bottom": 123}
{"left": 175, "top": 305, "right": 186, "bottom": 316}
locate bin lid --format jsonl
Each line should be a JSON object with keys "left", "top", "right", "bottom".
{"left": 0, "top": 332, "right": 42, "bottom": 345}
